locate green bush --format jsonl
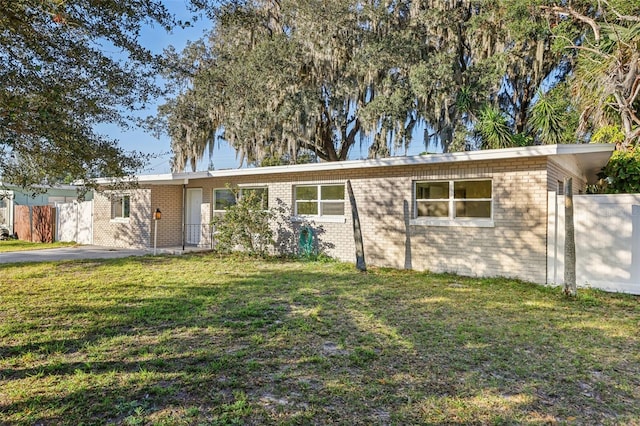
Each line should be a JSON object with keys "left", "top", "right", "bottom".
{"left": 211, "top": 188, "right": 274, "bottom": 256}
{"left": 599, "top": 148, "right": 640, "bottom": 193}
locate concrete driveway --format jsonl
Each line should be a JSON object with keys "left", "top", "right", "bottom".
{"left": 0, "top": 245, "right": 150, "bottom": 264}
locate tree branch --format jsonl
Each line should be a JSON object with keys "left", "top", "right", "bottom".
{"left": 628, "top": 75, "right": 640, "bottom": 106}
{"left": 562, "top": 44, "right": 612, "bottom": 60}
{"left": 339, "top": 118, "right": 360, "bottom": 161}
{"left": 600, "top": 0, "right": 640, "bottom": 23}
{"left": 541, "top": 5, "right": 601, "bottom": 42}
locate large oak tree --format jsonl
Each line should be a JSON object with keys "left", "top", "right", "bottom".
{"left": 162, "top": 0, "right": 638, "bottom": 171}
{"left": 1, "top": 0, "right": 176, "bottom": 190}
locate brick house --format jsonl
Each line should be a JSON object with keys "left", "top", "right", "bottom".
{"left": 93, "top": 144, "right": 614, "bottom": 284}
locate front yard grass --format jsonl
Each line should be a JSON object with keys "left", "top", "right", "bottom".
{"left": 0, "top": 254, "right": 638, "bottom": 425}
{"left": 0, "top": 240, "right": 76, "bottom": 253}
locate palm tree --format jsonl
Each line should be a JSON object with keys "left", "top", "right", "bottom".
{"left": 545, "top": 3, "right": 640, "bottom": 149}
{"left": 476, "top": 106, "right": 516, "bottom": 149}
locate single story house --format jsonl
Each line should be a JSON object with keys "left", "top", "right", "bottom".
{"left": 92, "top": 144, "right": 616, "bottom": 286}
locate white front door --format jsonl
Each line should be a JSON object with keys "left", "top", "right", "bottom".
{"left": 185, "top": 188, "right": 203, "bottom": 245}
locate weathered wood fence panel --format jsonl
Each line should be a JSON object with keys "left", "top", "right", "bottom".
{"left": 14, "top": 205, "right": 56, "bottom": 243}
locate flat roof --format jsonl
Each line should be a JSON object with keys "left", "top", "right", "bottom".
{"left": 0, "top": 182, "right": 84, "bottom": 191}
{"left": 96, "top": 144, "right": 615, "bottom": 185}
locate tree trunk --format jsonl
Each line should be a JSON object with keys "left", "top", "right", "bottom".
{"left": 564, "top": 177, "right": 577, "bottom": 297}
{"left": 346, "top": 179, "right": 366, "bottom": 272}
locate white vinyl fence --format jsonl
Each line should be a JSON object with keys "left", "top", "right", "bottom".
{"left": 57, "top": 200, "right": 93, "bottom": 245}
{"left": 548, "top": 193, "right": 640, "bottom": 295}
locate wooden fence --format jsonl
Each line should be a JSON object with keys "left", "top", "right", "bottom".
{"left": 14, "top": 205, "right": 56, "bottom": 243}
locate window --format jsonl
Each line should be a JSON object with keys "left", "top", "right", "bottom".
{"left": 48, "top": 196, "right": 71, "bottom": 206}
{"left": 415, "top": 180, "right": 492, "bottom": 224}
{"left": 295, "top": 184, "right": 344, "bottom": 217}
{"left": 214, "top": 187, "right": 268, "bottom": 212}
{"left": 240, "top": 187, "right": 268, "bottom": 209}
{"left": 415, "top": 181, "right": 449, "bottom": 217}
{"left": 454, "top": 180, "right": 492, "bottom": 218}
{"left": 0, "top": 193, "right": 10, "bottom": 226}
{"left": 111, "top": 195, "right": 130, "bottom": 220}
{"left": 0, "top": 197, "right": 7, "bottom": 225}
{"left": 214, "top": 188, "right": 236, "bottom": 211}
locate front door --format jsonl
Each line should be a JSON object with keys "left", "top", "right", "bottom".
{"left": 185, "top": 188, "right": 203, "bottom": 245}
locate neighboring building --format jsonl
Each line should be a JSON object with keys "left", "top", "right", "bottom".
{"left": 93, "top": 144, "right": 615, "bottom": 286}
{"left": 0, "top": 183, "right": 91, "bottom": 236}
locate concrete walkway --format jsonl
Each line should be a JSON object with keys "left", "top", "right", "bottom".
{"left": 0, "top": 245, "right": 151, "bottom": 264}
{"left": 0, "top": 244, "right": 213, "bottom": 264}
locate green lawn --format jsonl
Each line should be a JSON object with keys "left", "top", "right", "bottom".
{"left": 1, "top": 254, "right": 638, "bottom": 425}
{"left": 0, "top": 240, "right": 77, "bottom": 253}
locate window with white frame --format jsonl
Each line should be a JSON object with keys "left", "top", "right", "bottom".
{"left": 415, "top": 180, "right": 492, "bottom": 220}
{"left": 240, "top": 187, "right": 268, "bottom": 209}
{"left": 213, "top": 187, "right": 269, "bottom": 212}
{"left": 111, "top": 194, "right": 130, "bottom": 220}
{"left": 0, "top": 193, "right": 10, "bottom": 226}
{"left": 0, "top": 197, "right": 7, "bottom": 225}
{"left": 295, "top": 184, "right": 344, "bottom": 216}
{"left": 213, "top": 188, "right": 236, "bottom": 211}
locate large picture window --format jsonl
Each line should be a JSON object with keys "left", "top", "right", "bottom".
{"left": 111, "top": 195, "right": 130, "bottom": 220}
{"left": 415, "top": 180, "right": 492, "bottom": 222}
{"left": 295, "top": 184, "right": 344, "bottom": 217}
{"left": 214, "top": 187, "right": 269, "bottom": 212}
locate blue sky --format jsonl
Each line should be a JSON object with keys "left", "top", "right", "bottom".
{"left": 103, "top": 1, "right": 428, "bottom": 175}
{"left": 97, "top": 1, "right": 241, "bottom": 174}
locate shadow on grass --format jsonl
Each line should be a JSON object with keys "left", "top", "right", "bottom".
{"left": 0, "top": 255, "right": 638, "bottom": 424}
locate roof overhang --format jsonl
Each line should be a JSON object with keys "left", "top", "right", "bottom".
{"left": 97, "top": 144, "right": 616, "bottom": 185}
{"left": 0, "top": 182, "right": 83, "bottom": 191}
{"left": 94, "top": 171, "right": 211, "bottom": 186}
{"left": 555, "top": 146, "right": 614, "bottom": 182}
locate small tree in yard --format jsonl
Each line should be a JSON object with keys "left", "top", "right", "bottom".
{"left": 211, "top": 189, "right": 273, "bottom": 256}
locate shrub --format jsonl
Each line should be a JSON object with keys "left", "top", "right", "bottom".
{"left": 211, "top": 188, "right": 274, "bottom": 256}
{"left": 598, "top": 148, "right": 640, "bottom": 193}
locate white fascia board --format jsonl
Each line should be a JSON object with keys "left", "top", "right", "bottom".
{"left": 136, "top": 171, "right": 210, "bottom": 185}
{"left": 94, "top": 171, "right": 211, "bottom": 186}
{"left": 203, "top": 144, "right": 615, "bottom": 178}
{"left": 0, "top": 181, "right": 83, "bottom": 191}
{"left": 555, "top": 143, "right": 615, "bottom": 155}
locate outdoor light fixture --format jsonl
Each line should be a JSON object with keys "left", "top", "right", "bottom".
{"left": 154, "top": 208, "right": 162, "bottom": 220}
